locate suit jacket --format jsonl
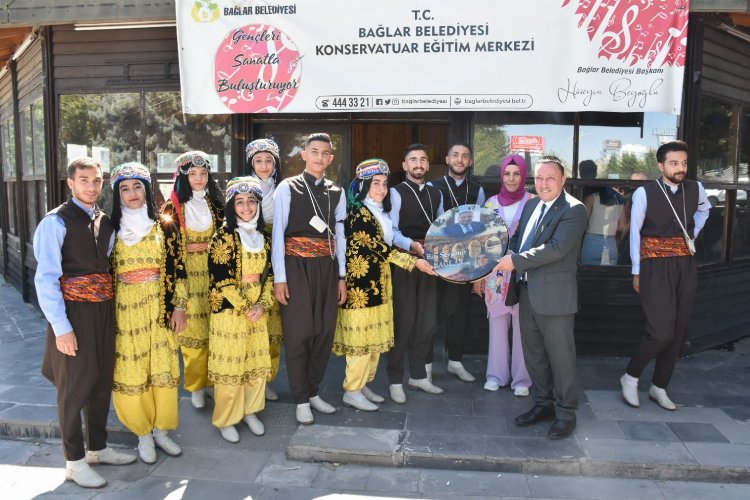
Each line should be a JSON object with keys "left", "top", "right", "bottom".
{"left": 445, "top": 221, "right": 486, "bottom": 237}
{"left": 508, "top": 192, "right": 587, "bottom": 316}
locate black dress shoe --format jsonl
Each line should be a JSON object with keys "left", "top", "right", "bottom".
{"left": 547, "top": 418, "right": 576, "bottom": 439}
{"left": 514, "top": 405, "right": 556, "bottom": 426}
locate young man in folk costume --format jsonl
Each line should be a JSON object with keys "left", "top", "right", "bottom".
{"left": 335, "top": 159, "right": 436, "bottom": 411}
{"left": 246, "top": 138, "right": 284, "bottom": 402}
{"left": 208, "top": 176, "right": 274, "bottom": 443}
{"left": 109, "top": 162, "right": 187, "bottom": 464}
{"left": 430, "top": 142, "right": 486, "bottom": 383}
{"left": 34, "top": 157, "right": 136, "bottom": 488}
{"left": 161, "top": 151, "right": 224, "bottom": 409}
{"left": 387, "top": 144, "right": 445, "bottom": 403}
{"left": 272, "top": 133, "right": 347, "bottom": 424}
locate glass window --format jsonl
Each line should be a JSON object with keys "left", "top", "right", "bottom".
{"left": 144, "top": 92, "right": 232, "bottom": 175}
{"left": 697, "top": 95, "right": 737, "bottom": 182}
{"left": 733, "top": 107, "right": 750, "bottom": 259}
{"left": 59, "top": 93, "right": 141, "bottom": 173}
{"left": 473, "top": 116, "right": 575, "bottom": 179}
{"left": 21, "top": 107, "right": 33, "bottom": 177}
{"left": 6, "top": 183, "right": 15, "bottom": 234}
{"left": 33, "top": 100, "right": 46, "bottom": 177}
{"left": 2, "top": 117, "right": 16, "bottom": 180}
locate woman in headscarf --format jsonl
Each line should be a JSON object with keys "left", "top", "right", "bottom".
{"left": 207, "top": 176, "right": 273, "bottom": 443}
{"left": 472, "top": 154, "right": 533, "bottom": 396}
{"left": 109, "top": 162, "right": 187, "bottom": 464}
{"left": 161, "top": 151, "right": 224, "bottom": 410}
{"left": 245, "top": 138, "right": 283, "bottom": 402}
{"left": 334, "top": 159, "right": 435, "bottom": 411}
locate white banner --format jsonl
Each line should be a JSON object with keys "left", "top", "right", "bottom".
{"left": 176, "top": 0, "right": 689, "bottom": 114}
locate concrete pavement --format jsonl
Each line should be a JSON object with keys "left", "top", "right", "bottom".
{"left": 1, "top": 279, "right": 750, "bottom": 497}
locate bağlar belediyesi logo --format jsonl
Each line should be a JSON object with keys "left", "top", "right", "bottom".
{"left": 192, "top": 1, "right": 221, "bottom": 23}
{"left": 214, "top": 24, "right": 302, "bottom": 113}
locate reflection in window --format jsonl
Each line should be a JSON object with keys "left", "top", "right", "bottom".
{"left": 19, "top": 98, "right": 46, "bottom": 180}
{"left": 697, "top": 95, "right": 737, "bottom": 182}
{"left": 2, "top": 117, "right": 16, "bottom": 180}
{"left": 733, "top": 107, "right": 750, "bottom": 259}
{"left": 144, "top": 92, "right": 231, "bottom": 175}
{"left": 473, "top": 123, "right": 574, "bottom": 178}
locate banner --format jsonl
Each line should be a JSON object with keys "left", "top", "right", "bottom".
{"left": 176, "top": 0, "right": 689, "bottom": 114}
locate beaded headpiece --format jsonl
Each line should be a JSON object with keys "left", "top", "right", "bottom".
{"left": 245, "top": 138, "right": 280, "bottom": 163}
{"left": 110, "top": 162, "right": 151, "bottom": 187}
{"left": 175, "top": 151, "right": 212, "bottom": 175}
{"left": 225, "top": 176, "right": 263, "bottom": 204}
{"left": 355, "top": 158, "right": 390, "bottom": 180}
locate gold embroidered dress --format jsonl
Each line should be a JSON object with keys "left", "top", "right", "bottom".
{"left": 335, "top": 205, "right": 416, "bottom": 390}
{"left": 263, "top": 223, "right": 283, "bottom": 383}
{"left": 208, "top": 228, "right": 274, "bottom": 427}
{"left": 112, "top": 223, "right": 187, "bottom": 436}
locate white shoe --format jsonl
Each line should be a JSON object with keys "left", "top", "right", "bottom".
{"left": 219, "top": 425, "right": 240, "bottom": 443}
{"left": 265, "top": 386, "right": 279, "bottom": 401}
{"left": 310, "top": 395, "right": 336, "bottom": 414}
{"left": 408, "top": 377, "right": 445, "bottom": 394}
{"left": 296, "top": 403, "right": 314, "bottom": 424}
{"left": 137, "top": 434, "right": 157, "bottom": 464}
{"left": 649, "top": 385, "right": 677, "bottom": 411}
{"left": 620, "top": 374, "right": 640, "bottom": 408}
{"left": 243, "top": 414, "right": 266, "bottom": 435}
{"left": 484, "top": 381, "right": 500, "bottom": 391}
{"left": 513, "top": 386, "right": 530, "bottom": 397}
{"left": 66, "top": 460, "right": 106, "bottom": 488}
{"left": 85, "top": 446, "right": 136, "bottom": 465}
{"left": 389, "top": 384, "right": 406, "bottom": 404}
{"left": 447, "top": 360, "right": 476, "bottom": 382}
{"left": 153, "top": 428, "right": 182, "bottom": 456}
{"left": 191, "top": 389, "right": 206, "bottom": 409}
{"left": 361, "top": 385, "right": 385, "bottom": 403}
{"left": 343, "top": 391, "right": 378, "bottom": 411}
{"left": 425, "top": 363, "right": 433, "bottom": 383}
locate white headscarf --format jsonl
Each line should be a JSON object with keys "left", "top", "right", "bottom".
{"left": 257, "top": 176, "right": 276, "bottom": 224}
{"left": 185, "top": 189, "right": 213, "bottom": 232}
{"left": 236, "top": 203, "right": 265, "bottom": 252}
{"left": 118, "top": 203, "right": 155, "bottom": 246}
{"left": 364, "top": 195, "right": 394, "bottom": 246}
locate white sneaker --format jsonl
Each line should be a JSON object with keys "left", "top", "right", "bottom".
{"left": 310, "top": 395, "right": 336, "bottom": 414}
{"left": 65, "top": 460, "right": 106, "bottom": 488}
{"left": 513, "top": 386, "right": 530, "bottom": 397}
{"left": 343, "top": 391, "right": 378, "bottom": 411}
{"left": 484, "top": 381, "right": 500, "bottom": 391}
{"left": 361, "top": 385, "right": 385, "bottom": 403}
{"left": 649, "top": 385, "right": 677, "bottom": 411}
{"left": 389, "top": 384, "right": 406, "bottom": 404}
{"left": 425, "top": 363, "right": 433, "bottom": 383}
{"left": 191, "top": 389, "right": 206, "bottom": 409}
{"left": 620, "top": 374, "right": 640, "bottom": 408}
{"left": 408, "top": 377, "right": 445, "bottom": 394}
{"left": 153, "top": 428, "right": 182, "bottom": 456}
{"left": 265, "top": 386, "right": 279, "bottom": 401}
{"left": 296, "top": 403, "right": 314, "bottom": 424}
{"left": 219, "top": 425, "right": 240, "bottom": 443}
{"left": 244, "top": 414, "right": 266, "bottom": 435}
{"left": 137, "top": 434, "right": 157, "bottom": 464}
{"left": 447, "top": 360, "right": 476, "bottom": 382}
{"left": 85, "top": 446, "right": 136, "bottom": 465}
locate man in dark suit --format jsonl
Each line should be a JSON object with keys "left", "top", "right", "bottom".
{"left": 494, "top": 156, "right": 587, "bottom": 439}
{"left": 445, "top": 209, "right": 486, "bottom": 237}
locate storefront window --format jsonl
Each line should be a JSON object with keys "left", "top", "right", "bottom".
{"left": 697, "top": 95, "right": 737, "bottom": 182}
{"left": 2, "top": 117, "right": 16, "bottom": 181}
{"left": 732, "top": 107, "right": 750, "bottom": 259}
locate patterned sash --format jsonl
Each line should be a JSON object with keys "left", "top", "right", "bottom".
{"left": 117, "top": 268, "right": 160, "bottom": 284}
{"left": 641, "top": 236, "right": 692, "bottom": 260}
{"left": 60, "top": 273, "right": 114, "bottom": 302}
{"left": 284, "top": 236, "right": 335, "bottom": 257}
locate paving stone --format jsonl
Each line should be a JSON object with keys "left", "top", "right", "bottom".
{"left": 0, "top": 438, "right": 41, "bottom": 464}
{"left": 311, "top": 464, "right": 371, "bottom": 490}
{"left": 420, "top": 468, "right": 530, "bottom": 497}
{"left": 713, "top": 421, "right": 750, "bottom": 445}
{"left": 0, "top": 385, "right": 57, "bottom": 405}
{"left": 684, "top": 442, "right": 750, "bottom": 468}
{"left": 317, "top": 406, "right": 407, "bottom": 430}
{"left": 404, "top": 431, "right": 485, "bottom": 459}
{"left": 151, "top": 448, "right": 269, "bottom": 483}
{"left": 484, "top": 435, "right": 584, "bottom": 461}
{"left": 255, "top": 485, "right": 338, "bottom": 500}
{"left": 666, "top": 422, "right": 730, "bottom": 443}
{"left": 288, "top": 424, "right": 402, "bottom": 466}
{"left": 527, "top": 474, "right": 663, "bottom": 499}
{"left": 579, "top": 438, "right": 697, "bottom": 465}
{"left": 618, "top": 421, "right": 680, "bottom": 442}
{"left": 656, "top": 479, "right": 750, "bottom": 500}
{"left": 364, "top": 467, "right": 421, "bottom": 493}
{"left": 586, "top": 390, "right": 738, "bottom": 424}
{"left": 254, "top": 452, "right": 321, "bottom": 488}
{"left": 406, "top": 412, "right": 509, "bottom": 436}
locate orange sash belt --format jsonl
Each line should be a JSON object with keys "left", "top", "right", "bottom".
{"left": 60, "top": 273, "right": 114, "bottom": 302}
{"left": 285, "top": 236, "right": 335, "bottom": 257}
{"left": 117, "top": 268, "right": 160, "bottom": 284}
{"left": 641, "top": 236, "right": 692, "bottom": 260}
{"left": 187, "top": 242, "right": 209, "bottom": 253}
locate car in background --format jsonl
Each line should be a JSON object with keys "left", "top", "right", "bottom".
{"left": 706, "top": 178, "right": 749, "bottom": 207}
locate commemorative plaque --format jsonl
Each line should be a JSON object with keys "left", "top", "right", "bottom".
{"left": 424, "top": 204, "right": 509, "bottom": 283}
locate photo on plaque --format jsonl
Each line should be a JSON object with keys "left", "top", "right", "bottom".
{"left": 424, "top": 204, "right": 509, "bottom": 283}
